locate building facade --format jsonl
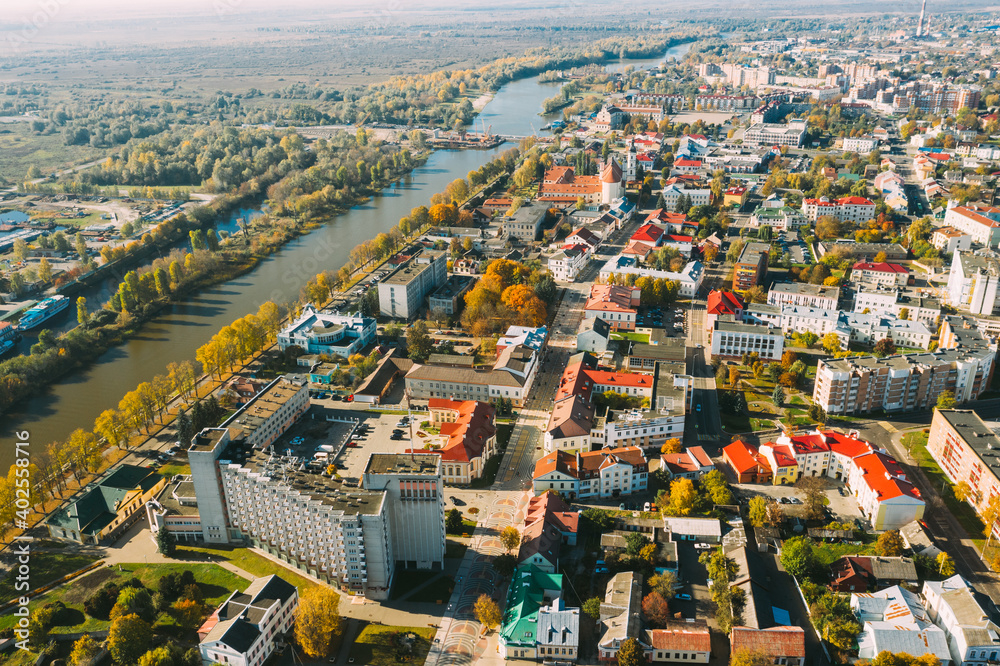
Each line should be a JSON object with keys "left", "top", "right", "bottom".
{"left": 733, "top": 242, "right": 770, "bottom": 293}
{"left": 378, "top": 248, "right": 448, "bottom": 319}
{"left": 710, "top": 318, "right": 784, "bottom": 361}
{"left": 277, "top": 305, "right": 376, "bottom": 358}
{"left": 198, "top": 575, "right": 298, "bottom": 666}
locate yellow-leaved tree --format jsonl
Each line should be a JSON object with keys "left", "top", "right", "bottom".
{"left": 294, "top": 587, "right": 342, "bottom": 659}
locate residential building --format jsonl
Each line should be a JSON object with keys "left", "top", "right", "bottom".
{"left": 802, "top": 196, "right": 877, "bottom": 224}
{"left": 660, "top": 446, "right": 714, "bottom": 480}
{"left": 415, "top": 399, "right": 497, "bottom": 485}
{"left": 812, "top": 342, "right": 997, "bottom": 416}
{"left": 198, "top": 575, "right": 298, "bottom": 666}
{"left": 47, "top": 465, "right": 166, "bottom": 544}
{"left": 544, "top": 353, "right": 689, "bottom": 454}
{"left": 852, "top": 585, "right": 951, "bottom": 662}
{"left": 875, "top": 81, "right": 980, "bottom": 115}
{"left": 584, "top": 284, "right": 640, "bottom": 331}
{"left": 749, "top": 206, "right": 807, "bottom": 230}
{"left": 532, "top": 447, "right": 649, "bottom": 499}
{"left": 549, "top": 244, "right": 589, "bottom": 282}
{"left": 932, "top": 226, "right": 973, "bottom": 254}
{"left": 924, "top": 575, "right": 1000, "bottom": 666}
{"left": 728, "top": 545, "right": 805, "bottom": 664}
{"left": 829, "top": 556, "right": 919, "bottom": 593}
{"left": 723, "top": 185, "right": 749, "bottom": 207}
{"left": 277, "top": 305, "right": 376, "bottom": 358}
{"left": 767, "top": 282, "right": 839, "bottom": 310}
{"left": 729, "top": 628, "right": 805, "bottom": 666}
{"left": 537, "top": 161, "right": 623, "bottom": 206}
{"left": 853, "top": 287, "right": 941, "bottom": 328}
{"left": 577, "top": 317, "right": 611, "bottom": 354}
{"left": 851, "top": 262, "right": 909, "bottom": 289}
{"left": 598, "top": 255, "right": 704, "bottom": 298}
{"left": 497, "top": 325, "right": 548, "bottom": 354}
{"left": 501, "top": 202, "right": 548, "bottom": 242}
{"left": 710, "top": 318, "right": 784, "bottom": 361}
{"left": 187, "top": 430, "right": 443, "bottom": 599}
{"left": 626, "top": 339, "right": 687, "bottom": 374}
{"left": 499, "top": 564, "right": 578, "bottom": 661}
{"left": 928, "top": 409, "right": 1000, "bottom": 541}
{"left": 598, "top": 572, "right": 647, "bottom": 662}
{"left": 947, "top": 251, "right": 1000, "bottom": 315}
{"left": 733, "top": 242, "right": 769, "bottom": 293}
{"left": 378, "top": 247, "right": 448, "bottom": 319}
{"left": 517, "top": 493, "right": 580, "bottom": 574}
{"left": 943, "top": 203, "right": 1000, "bottom": 247}
{"left": 645, "top": 624, "right": 711, "bottom": 664}
{"left": 743, "top": 303, "right": 933, "bottom": 350}
{"left": 843, "top": 135, "right": 879, "bottom": 153}
{"left": 723, "top": 440, "right": 773, "bottom": 484}
{"left": 428, "top": 275, "right": 475, "bottom": 316}
{"left": 900, "top": 519, "right": 942, "bottom": 558}
{"left": 660, "top": 183, "right": 711, "bottom": 208}
{"left": 706, "top": 290, "right": 746, "bottom": 331}
{"left": 743, "top": 119, "right": 806, "bottom": 147}
{"left": 404, "top": 343, "right": 539, "bottom": 406}
{"left": 216, "top": 377, "right": 310, "bottom": 451}
{"left": 817, "top": 240, "right": 907, "bottom": 262}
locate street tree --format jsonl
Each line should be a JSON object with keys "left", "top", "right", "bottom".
{"left": 779, "top": 536, "right": 815, "bottom": 578}
{"left": 474, "top": 594, "right": 502, "bottom": 631}
{"left": 294, "top": 587, "right": 342, "bottom": 659}
{"left": 500, "top": 526, "right": 522, "bottom": 553}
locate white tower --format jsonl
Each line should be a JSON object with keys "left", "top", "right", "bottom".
{"left": 600, "top": 158, "right": 624, "bottom": 204}
{"left": 916, "top": 0, "right": 927, "bottom": 37}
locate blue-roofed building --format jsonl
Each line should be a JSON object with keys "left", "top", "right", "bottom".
{"left": 500, "top": 564, "right": 580, "bottom": 661}
{"left": 497, "top": 325, "right": 548, "bottom": 354}
{"left": 277, "top": 305, "right": 376, "bottom": 359}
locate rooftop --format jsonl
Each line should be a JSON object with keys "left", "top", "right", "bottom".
{"left": 364, "top": 453, "right": 441, "bottom": 476}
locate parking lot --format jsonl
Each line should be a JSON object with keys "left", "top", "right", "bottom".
{"left": 636, "top": 306, "right": 686, "bottom": 336}
{"left": 732, "top": 480, "right": 868, "bottom": 527}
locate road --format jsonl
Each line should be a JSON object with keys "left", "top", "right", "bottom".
{"left": 685, "top": 264, "right": 728, "bottom": 454}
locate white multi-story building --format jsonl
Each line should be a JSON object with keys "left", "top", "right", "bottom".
{"left": 743, "top": 303, "right": 933, "bottom": 350}
{"left": 216, "top": 377, "right": 309, "bottom": 451}
{"left": 404, "top": 343, "right": 539, "bottom": 406}
{"left": 947, "top": 251, "right": 1000, "bottom": 316}
{"left": 749, "top": 206, "right": 807, "bottom": 230}
{"left": 767, "top": 282, "right": 839, "bottom": 310}
{"left": 743, "top": 119, "right": 806, "bottom": 147}
{"left": 532, "top": 446, "right": 649, "bottom": 499}
{"left": 802, "top": 196, "right": 877, "bottom": 223}
{"left": 943, "top": 202, "right": 1000, "bottom": 247}
{"left": 931, "top": 226, "right": 973, "bottom": 255}
{"left": 852, "top": 261, "right": 909, "bottom": 289}
{"left": 548, "top": 244, "right": 590, "bottom": 282}
{"left": 598, "top": 255, "right": 704, "bottom": 298}
{"left": 924, "top": 575, "right": 1000, "bottom": 666}
{"left": 660, "top": 184, "right": 711, "bottom": 208}
{"left": 199, "top": 575, "right": 299, "bottom": 666}
{"left": 188, "top": 427, "right": 445, "bottom": 600}
{"left": 709, "top": 318, "right": 784, "bottom": 361}
{"left": 853, "top": 287, "right": 941, "bottom": 328}
{"left": 277, "top": 306, "right": 376, "bottom": 358}
{"left": 378, "top": 247, "right": 448, "bottom": 320}
{"left": 842, "top": 136, "right": 879, "bottom": 153}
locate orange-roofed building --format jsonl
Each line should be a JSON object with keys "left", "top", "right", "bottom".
{"left": 518, "top": 492, "right": 581, "bottom": 573}
{"left": 729, "top": 627, "right": 805, "bottom": 666}
{"left": 706, "top": 290, "right": 745, "bottom": 332}
{"left": 661, "top": 446, "right": 714, "bottom": 480}
{"left": 533, "top": 446, "right": 649, "bottom": 499}
{"left": 645, "top": 623, "right": 712, "bottom": 663}
{"left": 584, "top": 284, "right": 640, "bottom": 331}
{"left": 423, "top": 399, "right": 498, "bottom": 485}
{"left": 723, "top": 441, "right": 773, "bottom": 484}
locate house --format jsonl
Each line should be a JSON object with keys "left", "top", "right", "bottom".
{"left": 597, "top": 572, "right": 647, "bottom": 662}
{"left": 577, "top": 317, "right": 611, "bottom": 354}
{"left": 723, "top": 440, "right": 773, "bottom": 484}
{"left": 849, "top": 451, "right": 926, "bottom": 531}
{"left": 499, "top": 565, "right": 578, "bottom": 661}
{"left": 729, "top": 628, "right": 805, "bottom": 666}
{"left": 537, "top": 161, "right": 623, "bottom": 206}
{"left": 549, "top": 244, "right": 590, "bottom": 282}
{"left": 852, "top": 585, "right": 951, "bottom": 662}
{"left": 584, "top": 284, "right": 640, "bottom": 331}
{"left": 899, "top": 519, "right": 942, "bottom": 558}
{"left": 829, "top": 556, "right": 919, "bottom": 592}
{"left": 662, "top": 516, "right": 722, "bottom": 543}
{"left": 706, "top": 290, "right": 745, "bottom": 331}
{"left": 851, "top": 262, "right": 909, "bottom": 288}
{"left": 404, "top": 343, "right": 539, "bottom": 407}
{"left": 418, "top": 399, "right": 497, "bottom": 485}
{"left": 723, "top": 185, "right": 749, "bottom": 207}
{"left": 660, "top": 446, "right": 714, "bottom": 480}
{"left": 594, "top": 104, "right": 625, "bottom": 132}
{"left": 598, "top": 255, "right": 704, "bottom": 298}
{"left": 47, "top": 465, "right": 167, "bottom": 544}
{"left": 518, "top": 493, "right": 580, "bottom": 573}
{"left": 198, "top": 575, "right": 298, "bottom": 666}
{"left": 931, "top": 226, "right": 973, "bottom": 254}
{"left": 802, "top": 196, "right": 876, "bottom": 223}
{"left": 645, "top": 623, "right": 712, "bottom": 664}
{"left": 533, "top": 447, "right": 649, "bottom": 499}
{"left": 924, "top": 575, "right": 1000, "bottom": 666}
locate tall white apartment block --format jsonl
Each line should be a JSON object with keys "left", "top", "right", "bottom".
{"left": 948, "top": 251, "right": 1000, "bottom": 316}
{"left": 362, "top": 454, "right": 446, "bottom": 571}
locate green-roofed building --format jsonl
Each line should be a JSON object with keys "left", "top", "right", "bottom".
{"left": 47, "top": 464, "right": 167, "bottom": 544}
{"left": 750, "top": 206, "right": 807, "bottom": 231}
{"left": 500, "top": 564, "right": 580, "bottom": 661}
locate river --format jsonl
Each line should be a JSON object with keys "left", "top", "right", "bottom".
{"left": 0, "top": 41, "right": 692, "bottom": 465}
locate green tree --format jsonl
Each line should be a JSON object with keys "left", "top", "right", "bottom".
{"left": 936, "top": 390, "right": 956, "bottom": 410}
{"left": 108, "top": 613, "right": 152, "bottom": 665}
{"left": 12, "top": 238, "right": 28, "bottom": 262}
{"left": 75, "top": 232, "right": 88, "bottom": 258}
{"left": 156, "top": 528, "right": 176, "bottom": 557}
{"left": 582, "top": 597, "right": 603, "bottom": 619}
{"left": 406, "top": 319, "right": 434, "bottom": 363}
{"left": 446, "top": 508, "right": 463, "bottom": 533}
{"left": 780, "top": 536, "right": 815, "bottom": 578}
{"left": 772, "top": 385, "right": 785, "bottom": 409}
{"left": 624, "top": 532, "right": 649, "bottom": 557}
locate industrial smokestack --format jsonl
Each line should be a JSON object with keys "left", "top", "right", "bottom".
{"left": 917, "top": 0, "right": 927, "bottom": 37}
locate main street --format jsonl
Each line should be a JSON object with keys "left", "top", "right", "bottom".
{"left": 684, "top": 264, "right": 728, "bottom": 453}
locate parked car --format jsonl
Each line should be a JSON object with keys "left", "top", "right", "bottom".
{"left": 675, "top": 594, "right": 692, "bottom": 601}
{"left": 694, "top": 543, "right": 713, "bottom": 550}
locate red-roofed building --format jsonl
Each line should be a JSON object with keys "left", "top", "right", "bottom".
{"left": 622, "top": 239, "right": 656, "bottom": 261}
{"left": 672, "top": 158, "right": 703, "bottom": 175}
{"left": 723, "top": 185, "right": 749, "bottom": 207}
{"left": 632, "top": 223, "right": 666, "bottom": 245}
{"left": 533, "top": 446, "right": 649, "bottom": 499}
{"left": 585, "top": 284, "right": 640, "bottom": 331}
{"left": 802, "top": 195, "right": 876, "bottom": 223}
{"left": 419, "top": 399, "right": 498, "bottom": 485}
{"left": 645, "top": 623, "right": 712, "bottom": 663}
{"left": 517, "top": 492, "right": 580, "bottom": 573}
{"left": 723, "top": 441, "right": 773, "bottom": 484}
{"left": 644, "top": 209, "right": 692, "bottom": 234}
{"left": 730, "top": 627, "right": 805, "bottom": 666}
{"left": 852, "top": 261, "right": 910, "bottom": 288}
{"left": 706, "top": 290, "right": 745, "bottom": 331}
{"left": 944, "top": 202, "right": 1000, "bottom": 246}
{"left": 661, "top": 446, "right": 714, "bottom": 480}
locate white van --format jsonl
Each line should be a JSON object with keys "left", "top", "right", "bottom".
{"left": 313, "top": 452, "right": 329, "bottom": 460}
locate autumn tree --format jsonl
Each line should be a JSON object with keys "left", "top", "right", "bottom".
{"left": 936, "top": 390, "right": 956, "bottom": 410}
{"left": 642, "top": 592, "right": 670, "bottom": 627}
{"left": 617, "top": 637, "right": 643, "bottom": 666}
{"left": 822, "top": 332, "right": 841, "bottom": 354}
{"left": 70, "top": 635, "right": 102, "bottom": 666}
{"left": 876, "top": 530, "right": 905, "bottom": 557}
{"left": 582, "top": 597, "right": 603, "bottom": 619}
{"left": 648, "top": 571, "right": 676, "bottom": 600}
{"left": 667, "top": 478, "right": 697, "bottom": 516}
{"left": 294, "top": 587, "right": 342, "bottom": 659}
{"left": 730, "top": 649, "right": 772, "bottom": 666}
{"left": 170, "top": 598, "right": 203, "bottom": 630}
{"left": 474, "top": 594, "right": 502, "bottom": 631}
{"left": 937, "top": 552, "right": 955, "bottom": 576}
{"left": 748, "top": 496, "right": 768, "bottom": 527}
{"left": 38, "top": 257, "right": 52, "bottom": 282}
{"left": 873, "top": 337, "right": 897, "bottom": 358}
{"left": 660, "top": 438, "right": 682, "bottom": 455}
{"left": 797, "top": 476, "right": 826, "bottom": 521}
{"left": 108, "top": 613, "right": 152, "bottom": 665}
{"left": 500, "top": 525, "right": 522, "bottom": 553}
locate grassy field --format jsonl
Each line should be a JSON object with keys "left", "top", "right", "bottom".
{"left": 0, "top": 125, "right": 106, "bottom": 183}
{"left": 905, "top": 430, "right": 987, "bottom": 542}
{"left": 349, "top": 625, "right": 436, "bottom": 666}
{"left": 812, "top": 541, "right": 873, "bottom": 569}
{"left": 175, "top": 544, "right": 321, "bottom": 593}
{"left": 0, "top": 562, "right": 247, "bottom": 634}
{"left": 157, "top": 462, "right": 191, "bottom": 477}
{"left": 0, "top": 551, "right": 95, "bottom": 600}
{"left": 611, "top": 331, "right": 650, "bottom": 343}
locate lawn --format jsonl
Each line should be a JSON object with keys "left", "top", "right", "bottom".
{"left": 157, "top": 462, "right": 191, "bottom": 477}
{"left": 0, "top": 563, "right": 247, "bottom": 634}
{"left": 611, "top": 331, "right": 650, "bottom": 343}
{"left": 905, "top": 430, "right": 987, "bottom": 542}
{"left": 721, "top": 409, "right": 752, "bottom": 433}
{"left": 0, "top": 551, "right": 95, "bottom": 600}
{"left": 349, "top": 625, "right": 436, "bottom": 666}
{"left": 176, "top": 544, "right": 321, "bottom": 593}
{"left": 812, "top": 542, "right": 873, "bottom": 569}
